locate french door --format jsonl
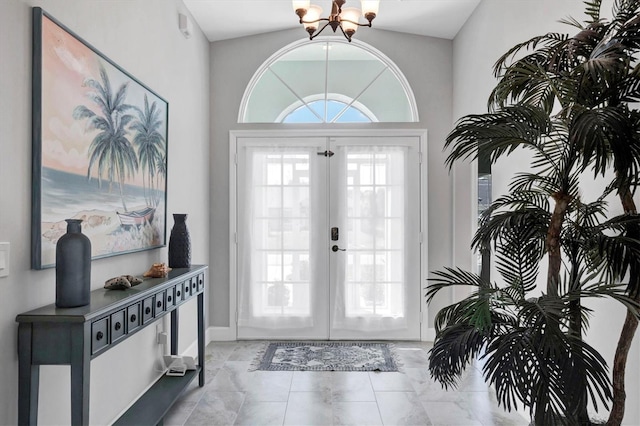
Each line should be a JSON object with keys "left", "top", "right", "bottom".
{"left": 235, "top": 136, "right": 421, "bottom": 340}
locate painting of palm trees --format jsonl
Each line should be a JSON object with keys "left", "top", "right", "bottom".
{"left": 73, "top": 64, "right": 139, "bottom": 213}
{"left": 131, "top": 94, "right": 166, "bottom": 209}
{"left": 31, "top": 8, "right": 168, "bottom": 269}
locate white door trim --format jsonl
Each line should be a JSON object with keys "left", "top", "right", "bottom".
{"left": 228, "top": 129, "right": 429, "bottom": 341}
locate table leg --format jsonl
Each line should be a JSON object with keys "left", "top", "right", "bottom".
{"left": 18, "top": 323, "right": 39, "bottom": 426}
{"left": 170, "top": 309, "right": 178, "bottom": 355}
{"left": 197, "top": 292, "right": 205, "bottom": 387}
{"left": 70, "top": 324, "right": 90, "bottom": 425}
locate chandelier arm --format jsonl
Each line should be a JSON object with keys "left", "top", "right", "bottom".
{"left": 339, "top": 19, "right": 372, "bottom": 28}
{"left": 308, "top": 21, "right": 333, "bottom": 40}
{"left": 337, "top": 24, "right": 352, "bottom": 42}
{"left": 300, "top": 17, "right": 329, "bottom": 25}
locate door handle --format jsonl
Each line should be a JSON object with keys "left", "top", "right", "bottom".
{"left": 332, "top": 245, "right": 346, "bottom": 252}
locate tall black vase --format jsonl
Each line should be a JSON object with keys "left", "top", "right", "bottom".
{"left": 56, "top": 219, "right": 91, "bottom": 308}
{"left": 168, "top": 213, "right": 191, "bottom": 268}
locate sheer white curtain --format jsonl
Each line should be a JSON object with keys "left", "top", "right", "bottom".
{"left": 330, "top": 144, "right": 411, "bottom": 334}
{"left": 236, "top": 141, "right": 327, "bottom": 333}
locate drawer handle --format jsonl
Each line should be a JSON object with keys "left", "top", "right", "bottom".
{"left": 96, "top": 331, "right": 104, "bottom": 341}
{"left": 199, "top": 278, "right": 203, "bottom": 285}
{"left": 177, "top": 290, "right": 181, "bottom": 297}
{"left": 130, "top": 314, "right": 137, "bottom": 322}
{"left": 192, "top": 283, "right": 196, "bottom": 289}
{"left": 168, "top": 295, "right": 173, "bottom": 302}
{"left": 145, "top": 307, "right": 151, "bottom": 315}
{"left": 157, "top": 300, "right": 162, "bottom": 308}
{"left": 114, "top": 322, "right": 122, "bottom": 331}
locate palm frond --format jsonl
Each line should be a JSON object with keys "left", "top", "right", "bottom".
{"left": 493, "top": 33, "right": 569, "bottom": 77}
{"left": 583, "top": 0, "right": 603, "bottom": 23}
{"left": 428, "top": 324, "right": 487, "bottom": 389}
{"left": 425, "top": 267, "right": 488, "bottom": 303}
{"left": 490, "top": 58, "right": 557, "bottom": 112}
{"left": 559, "top": 15, "right": 586, "bottom": 30}
{"left": 472, "top": 206, "right": 549, "bottom": 255}
{"left": 445, "top": 105, "right": 552, "bottom": 169}
{"left": 495, "top": 228, "right": 543, "bottom": 292}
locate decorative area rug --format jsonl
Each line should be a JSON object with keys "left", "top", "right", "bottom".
{"left": 252, "top": 342, "right": 399, "bottom": 372}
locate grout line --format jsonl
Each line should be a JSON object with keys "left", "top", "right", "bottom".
{"left": 368, "top": 370, "right": 385, "bottom": 425}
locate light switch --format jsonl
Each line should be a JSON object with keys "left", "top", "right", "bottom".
{"left": 0, "top": 242, "right": 9, "bottom": 278}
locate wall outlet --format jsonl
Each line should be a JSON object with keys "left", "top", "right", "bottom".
{"left": 155, "top": 323, "right": 166, "bottom": 345}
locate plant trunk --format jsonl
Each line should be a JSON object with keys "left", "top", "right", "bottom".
{"left": 546, "top": 192, "right": 571, "bottom": 296}
{"left": 607, "top": 188, "right": 639, "bottom": 426}
{"left": 608, "top": 309, "right": 638, "bottom": 426}
{"left": 538, "top": 191, "right": 582, "bottom": 425}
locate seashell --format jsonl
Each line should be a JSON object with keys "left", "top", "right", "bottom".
{"left": 143, "top": 263, "right": 172, "bottom": 278}
{"left": 104, "top": 276, "right": 132, "bottom": 290}
{"left": 123, "top": 275, "right": 143, "bottom": 286}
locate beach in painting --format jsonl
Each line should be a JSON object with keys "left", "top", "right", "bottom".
{"left": 40, "top": 167, "right": 165, "bottom": 267}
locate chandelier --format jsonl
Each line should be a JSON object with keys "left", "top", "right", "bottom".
{"left": 292, "top": 0, "right": 380, "bottom": 42}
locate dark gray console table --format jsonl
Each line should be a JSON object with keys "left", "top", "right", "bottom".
{"left": 16, "top": 265, "right": 207, "bottom": 426}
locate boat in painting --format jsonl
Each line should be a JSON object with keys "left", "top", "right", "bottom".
{"left": 116, "top": 206, "right": 156, "bottom": 227}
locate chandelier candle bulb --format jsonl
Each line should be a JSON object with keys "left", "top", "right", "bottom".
{"left": 304, "top": 5, "right": 323, "bottom": 33}
{"left": 293, "top": 0, "right": 311, "bottom": 17}
{"left": 361, "top": 0, "right": 379, "bottom": 21}
{"left": 340, "top": 7, "right": 361, "bottom": 36}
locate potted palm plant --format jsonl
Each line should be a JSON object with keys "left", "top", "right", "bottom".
{"left": 427, "top": 1, "right": 640, "bottom": 424}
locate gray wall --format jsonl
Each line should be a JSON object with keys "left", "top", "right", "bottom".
{"left": 454, "top": 0, "right": 640, "bottom": 423}
{"left": 209, "top": 28, "right": 460, "bottom": 330}
{"left": 0, "top": 0, "right": 210, "bottom": 424}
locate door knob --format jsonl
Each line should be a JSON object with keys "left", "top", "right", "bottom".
{"left": 332, "top": 245, "right": 346, "bottom": 252}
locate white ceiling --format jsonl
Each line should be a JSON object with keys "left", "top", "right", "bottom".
{"left": 183, "top": 0, "right": 482, "bottom": 42}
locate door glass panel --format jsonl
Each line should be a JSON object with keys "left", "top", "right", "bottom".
{"left": 255, "top": 152, "right": 310, "bottom": 317}
{"left": 343, "top": 149, "right": 404, "bottom": 318}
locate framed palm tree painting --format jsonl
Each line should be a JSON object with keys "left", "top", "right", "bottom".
{"left": 31, "top": 7, "right": 168, "bottom": 269}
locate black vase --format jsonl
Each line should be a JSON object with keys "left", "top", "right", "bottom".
{"left": 55, "top": 219, "right": 91, "bottom": 308}
{"left": 168, "top": 214, "right": 191, "bottom": 268}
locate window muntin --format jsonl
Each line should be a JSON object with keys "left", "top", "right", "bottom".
{"left": 281, "top": 96, "right": 377, "bottom": 123}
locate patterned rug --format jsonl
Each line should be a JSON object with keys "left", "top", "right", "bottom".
{"left": 253, "top": 342, "right": 399, "bottom": 372}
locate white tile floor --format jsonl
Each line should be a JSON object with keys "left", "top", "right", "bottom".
{"left": 163, "top": 341, "right": 529, "bottom": 426}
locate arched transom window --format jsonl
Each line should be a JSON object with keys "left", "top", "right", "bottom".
{"left": 239, "top": 38, "right": 418, "bottom": 123}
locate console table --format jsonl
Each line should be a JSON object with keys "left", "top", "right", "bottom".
{"left": 16, "top": 265, "right": 207, "bottom": 426}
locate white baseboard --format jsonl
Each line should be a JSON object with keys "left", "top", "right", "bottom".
{"left": 181, "top": 327, "right": 212, "bottom": 358}
{"left": 208, "top": 325, "right": 236, "bottom": 341}
{"left": 185, "top": 326, "right": 434, "bottom": 346}
{"left": 182, "top": 327, "right": 236, "bottom": 358}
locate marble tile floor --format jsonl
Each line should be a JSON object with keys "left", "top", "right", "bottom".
{"left": 163, "top": 341, "right": 529, "bottom": 426}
